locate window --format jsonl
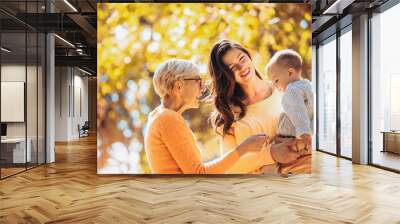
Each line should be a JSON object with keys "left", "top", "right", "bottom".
{"left": 339, "top": 28, "right": 352, "bottom": 158}
{"left": 370, "top": 3, "right": 400, "bottom": 171}
{"left": 317, "top": 36, "right": 337, "bottom": 154}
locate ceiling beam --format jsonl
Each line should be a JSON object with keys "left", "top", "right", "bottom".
{"left": 67, "top": 13, "right": 96, "bottom": 39}
{"left": 322, "top": 0, "right": 356, "bottom": 15}
{"left": 312, "top": 15, "right": 336, "bottom": 33}
{"left": 55, "top": 55, "right": 96, "bottom": 72}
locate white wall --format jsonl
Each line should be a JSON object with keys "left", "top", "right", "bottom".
{"left": 72, "top": 73, "right": 89, "bottom": 138}
{"left": 1, "top": 64, "right": 46, "bottom": 163}
{"left": 55, "top": 66, "right": 69, "bottom": 141}
{"left": 1, "top": 65, "right": 36, "bottom": 138}
{"left": 54, "top": 66, "right": 89, "bottom": 141}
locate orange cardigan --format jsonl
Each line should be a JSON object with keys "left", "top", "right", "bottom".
{"left": 144, "top": 107, "right": 240, "bottom": 174}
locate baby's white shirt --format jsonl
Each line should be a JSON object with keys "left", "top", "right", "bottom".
{"left": 277, "top": 79, "right": 314, "bottom": 137}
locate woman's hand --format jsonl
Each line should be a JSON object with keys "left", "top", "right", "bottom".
{"left": 270, "top": 139, "right": 300, "bottom": 164}
{"left": 274, "top": 136, "right": 311, "bottom": 156}
{"left": 235, "top": 134, "right": 269, "bottom": 156}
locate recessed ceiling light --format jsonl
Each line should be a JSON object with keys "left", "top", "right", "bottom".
{"left": 323, "top": 0, "right": 354, "bottom": 15}
{"left": 63, "top": 0, "right": 78, "bottom": 12}
{"left": 1, "top": 47, "right": 11, "bottom": 53}
{"left": 54, "top": 34, "right": 75, "bottom": 48}
{"left": 78, "top": 67, "right": 93, "bottom": 76}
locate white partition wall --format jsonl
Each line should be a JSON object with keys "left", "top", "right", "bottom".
{"left": 54, "top": 67, "right": 89, "bottom": 141}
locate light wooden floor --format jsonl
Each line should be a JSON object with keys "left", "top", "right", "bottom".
{"left": 0, "top": 167, "right": 26, "bottom": 177}
{"left": 1, "top": 135, "right": 400, "bottom": 224}
{"left": 372, "top": 151, "right": 400, "bottom": 171}
{"left": 1, "top": 163, "right": 44, "bottom": 178}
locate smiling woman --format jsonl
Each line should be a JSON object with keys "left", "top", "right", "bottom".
{"left": 209, "top": 40, "right": 264, "bottom": 137}
{"left": 209, "top": 40, "right": 310, "bottom": 174}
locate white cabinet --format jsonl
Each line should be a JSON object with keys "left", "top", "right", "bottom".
{"left": 1, "top": 138, "right": 32, "bottom": 163}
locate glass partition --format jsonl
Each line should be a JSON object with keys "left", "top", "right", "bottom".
{"left": 0, "top": 0, "right": 46, "bottom": 179}
{"left": 1, "top": 25, "right": 28, "bottom": 178}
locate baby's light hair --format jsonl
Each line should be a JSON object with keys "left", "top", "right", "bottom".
{"left": 266, "top": 49, "right": 302, "bottom": 72}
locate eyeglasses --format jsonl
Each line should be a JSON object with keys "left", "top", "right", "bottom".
{"left": 183, "top": 77, "right": 202, "bottom": 82}
{"left": 183, "top": 77, "right": 203, "bottom": 86}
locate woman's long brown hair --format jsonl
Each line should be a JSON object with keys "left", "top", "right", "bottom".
{"left": 208, "top": 40, "right": 262, "bottom": 136}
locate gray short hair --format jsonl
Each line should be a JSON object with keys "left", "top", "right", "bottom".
{"left": 153, "top": 59, "right": 199, "bottom": 98}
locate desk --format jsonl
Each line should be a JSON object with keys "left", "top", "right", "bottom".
{"left": 1, "top": 138, "right": 31, "bottom": 163}
{"left": 381, "top": 131, "right": 400, "bottom": 154}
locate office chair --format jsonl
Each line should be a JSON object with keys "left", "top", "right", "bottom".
{"left": 78, "top": 121, "right": 90, "bottom": 138}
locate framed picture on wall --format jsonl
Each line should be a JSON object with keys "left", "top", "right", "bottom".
{"left": 97, "top": 3, "right": 313, "bottom": 175}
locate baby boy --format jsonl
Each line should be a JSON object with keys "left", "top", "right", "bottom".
{"left": 266, "top": 49, "right": 314, "bottom": 175}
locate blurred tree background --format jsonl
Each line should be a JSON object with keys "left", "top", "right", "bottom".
{"left": 97, "top": 3, "right": 311, "bottom": 174}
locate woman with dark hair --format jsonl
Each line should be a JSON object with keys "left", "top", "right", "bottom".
{"left": 208, "top": 40, "right": 305, "bottom": 174}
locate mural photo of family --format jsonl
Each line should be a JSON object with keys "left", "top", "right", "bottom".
{"left": 97, "top": 3, "right": 313, "bottom": 175}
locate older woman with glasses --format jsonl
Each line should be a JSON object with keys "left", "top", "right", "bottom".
{"left": 144, "top": 59, "right": 273, "bottom": 174}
